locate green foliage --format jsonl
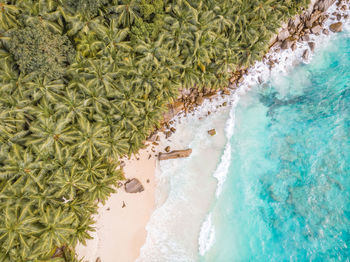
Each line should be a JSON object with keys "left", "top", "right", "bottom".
{"left": 138, "top": 0, "right": 164, "bottom": 20}
{"left": 0, "top": 0, "right": 310, "bottom": 261}
{"left": 7, "top": 20, "right": 75, "bottom": 80}
{"left": 130, "top": 0, "right": 165, "bottom": 39}
{"left": 64, "top": 0, "right": 108, "bottom": 18}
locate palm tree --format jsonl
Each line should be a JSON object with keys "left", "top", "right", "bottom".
{"left": 109, "top": 0, "right": 140, "bottom": 28}
{"left": 75, "top": 31, "right": 104, "bottom": 58}
{"left": 51, "top": 166, "right": 89, "bottom": 201}
{"left": 78, "top": 77, "right": 111, "bottom": 116}
{"left": 54, "top": 86, "right": 87, "bottom": 123}
{"left": 104, "top": 136, "right": 129, "bottom": 159}
{"left": 141, "top": 100, "right": 163, "bottom": 130}
{"left": 59, "top": 5, "right": 103, "bottom": 36}
{"left": 64, "top": 197, "right": 98, "bottom": 218}
{"left": 0, "top": 145, "right": 41, "bottom": 181}
{"left": 134, "top": 37, "right": 168, "bottom": 68}
{"left": 38, "top": 206, "right": 76, "bottom": 252}
{"left": 29, "top": 97, "right": 56, "bottom": 119}
{"left": 26, "top": 76, "right": 64, "bottom": 103}
{"left": 0, "top": 3, "right": 19, "bottom": 30}
{"left": 71, "top": 119, "right": 109, "bottom": 160}
{"left": 30, "top": 186, "right": 63, "bottom": 214}
{"left": 212, "top": 10, "right": 234, "bottom": 35}
{"left": 0, "top": 203, "right": 39, "bottom": 254}
{"left": 72, "top": 215, "right": 95, "bottom": 246}
{"left": 28, "top": 115, "right": 75, "bottom": 156}
{"left": 84, "top": 58, "right": 116, "bottom": 94}
{"left": 91, "top": 117, "right": 130, "bottom": 158}
{"left": 161, "top": 9, "right": 195, "bottom": 54}
{"left": 17, "top": 0, "right": 63, "bottom": 34}
{"left": 0, "top": 59, "right": 34, "bottom": 100}
{"left": 95, "top": 18, "right": 131, "bottom": 50}
{"left": 84, "top": 173, "right": 118, "bottom": 204}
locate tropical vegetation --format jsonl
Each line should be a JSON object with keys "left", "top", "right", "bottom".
{"left": 0, "top": 0, "right": 309, "bottom": 260}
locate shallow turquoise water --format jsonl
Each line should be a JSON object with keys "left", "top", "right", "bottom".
{"left": 202, "top": 33, "right": 350, "bottom": 261}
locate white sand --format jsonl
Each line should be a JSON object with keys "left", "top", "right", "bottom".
{"left": 76, "top": 147, "right": 157, "bottom": 262}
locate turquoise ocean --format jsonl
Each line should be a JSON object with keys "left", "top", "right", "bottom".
{"left": 139, "top": 15, "right": 350, "bottom": 262}
{"left": 201, "top": 30, "right": 350, "bottom": 261}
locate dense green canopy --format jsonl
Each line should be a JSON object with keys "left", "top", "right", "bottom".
{"left": 8, "top": 19, "right": 76, "bottom": 79}
{"left": 0, "top": 0, "right": 309, "bottom": 260}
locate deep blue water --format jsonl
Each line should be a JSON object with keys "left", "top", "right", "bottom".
{"left": 202, "top": 32, "right": 350, "bottom": 261}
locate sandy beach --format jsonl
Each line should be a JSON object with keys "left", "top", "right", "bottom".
{"left": 76, "top": 146, "right": 157, "bottom": 262}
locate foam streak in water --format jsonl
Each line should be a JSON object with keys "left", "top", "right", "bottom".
{"left": 198, "top": 214, "right": 216, "bottom": 256}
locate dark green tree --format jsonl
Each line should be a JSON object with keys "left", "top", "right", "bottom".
{"left": 7, "top": 20, "right": 75, "bottom": 80}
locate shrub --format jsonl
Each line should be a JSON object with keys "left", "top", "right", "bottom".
{"left": 64, "top": 0, "right": 109, "bottom": 18}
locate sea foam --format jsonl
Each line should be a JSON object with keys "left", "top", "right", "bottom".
{"left": 137, "top": 99, "right": 231, "bottom": 262}
{"left": 198, "top": 213, "right": 216, "bottom": 256}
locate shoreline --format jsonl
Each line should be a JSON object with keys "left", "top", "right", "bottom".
{"left": 76, "top": 147, "right": 157, "bottom": 262}
{"left": 76, "top": 0, "right": 349, "bottom": 261}
{"left": 158, "top": 0, "right": 348, "bottom": 128}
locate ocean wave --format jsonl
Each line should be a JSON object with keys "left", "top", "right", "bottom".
{"left": 198, "top": 213, "right": 216, "bottom": 256}
{"left": 138, "top": 99, "right": 231, "bottom": 262}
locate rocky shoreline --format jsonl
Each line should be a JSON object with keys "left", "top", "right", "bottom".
{"left": 135, "top": 0, "right": 349, "bottom": 202}
{"left": 148, "top": 0, "right": 349, "bottom": 158}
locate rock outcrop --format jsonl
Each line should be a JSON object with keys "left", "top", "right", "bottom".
{"left": 281, "top": 39, "right": 293, "bottom": 49}
{"left": 203, "top": 92, "right": 218, "bottom": 99}
{"left": 311, "top": 24, "right": 322, "bottom": 34}
{"left": 196, "top": 96, "right": 204, "bottom": 105}
{"left": 163, "top": 101, "right": 185, "bottom": 123}
{"left": 278, "top": 28, "right": 290, "bottom": 41}
{"left": 303, "top": 49, "right": 310, "bottom": 60}
{"left": 146, "top": 133, "right": 157, "bottom": 142}
{"left": 158, "top": 149, "right": 192, "bottom": 160}
{"left": 124, "top": 178, "right": 144, "bottom": 193}
{"left": 315, "top": 0, "right": 336, "bottom": 11}
{"left": 308, "top": 42, "right": 316, "bottom": 52}
{"left": 165, "top": 130, "right": 172, "bottom": 138}
{"left": 329, "top": 22, "right": 343, "bottom": 32}
{"left": 208, "top": 129, "right": 216, "bottom": 136}
{"left": 269, "top": 0, "right": 341, "bottom": 50}
{"left": 306, "top": 10, "right": 323, "bottom": 27}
